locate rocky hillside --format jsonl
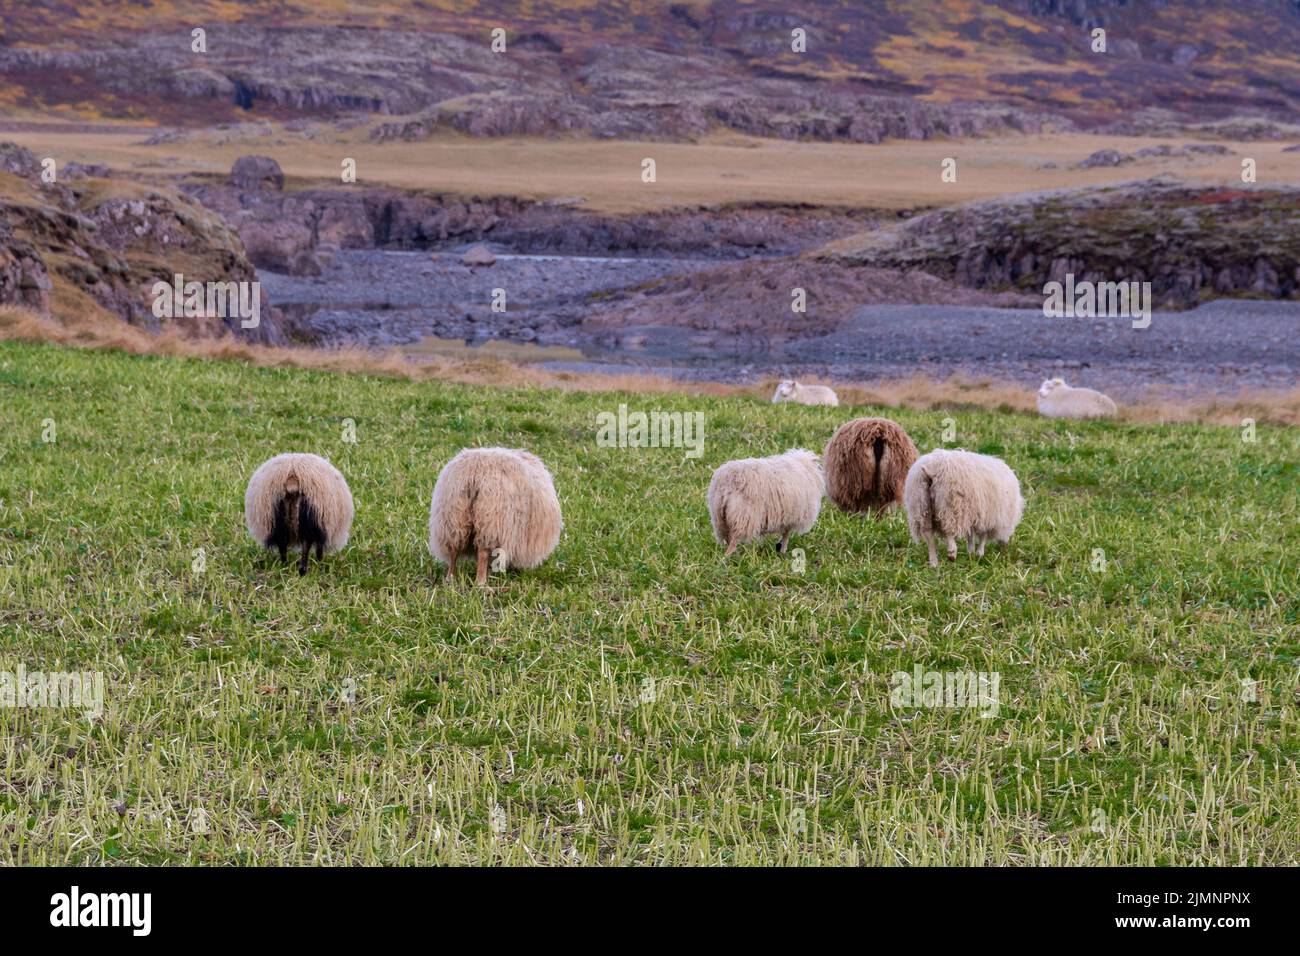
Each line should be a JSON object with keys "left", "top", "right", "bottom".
{"left": 185, "top": 156, "right": 890, "bottom": 276}
{"left": 3, "top": 1, "right": 1300, "bottom": 138}
{"left": 818, "top": 178, "right": 1300, "bottom": 307}
{"left": 0, "top": 143, "right": 285, "bottom": 342}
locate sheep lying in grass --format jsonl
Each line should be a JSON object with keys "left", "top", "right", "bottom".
{"left": 823, "top": 417, "right": 918, "bottom": 516}
{"left": 245, "top": 453, "right": 354, "bottom": 575}
{"left": 708, "top": 449, "right": 823, "bottom": 557}
{"left": 904, "top": 449, "right": 1024, "bottom": 567}
{"left": 772, "top": 379, "right": 839, "bottom": 406}
{"left": 428, "top": 447, "right": 562, "bottom": 586}
{"left": 1037, "top": 378, "right": 1118, "bottom": 419}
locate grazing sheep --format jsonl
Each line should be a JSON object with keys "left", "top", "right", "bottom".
{"left": 245, "top": 453, "right": 354, "bottom": 575}
{"left": 708, "top": 448, "right": 823, "bottom": 557}
{"left": 1036, "top": 378, "right": 1118, "bottom": 419}
{"left": 904, "top": 449, "right": 1025, "bottom": 567}
{"left": 772, "top": 379, "right": 839, "bottom": 407}
{"left": 428, "top": 447, "right": 562, "bottom": 586}
{"left": 823, "top": 417, "right": 918, "bottom": 517}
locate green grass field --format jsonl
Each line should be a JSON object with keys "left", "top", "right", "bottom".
{"left": 1, "top": 340, "right": 1296, "bottom": 865}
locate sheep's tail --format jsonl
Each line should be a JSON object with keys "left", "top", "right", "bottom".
{"left": 713, "top": 496, "right": 730, "bottom": 546}
{"left": 871, "top": 435, "right": 886, "bottom": 499}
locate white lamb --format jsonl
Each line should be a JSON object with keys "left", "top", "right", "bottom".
{"left": 772, "top": 380, "right": 839, "bottom": 407}
{"left": 1036, "top": 378, "right": 1118, "bottom": 419}
{"left": 903, "top": 449, "right": 1025, "bottom": 567}
{"left": 708, "top": 448, "right": 824, "bottom": 557}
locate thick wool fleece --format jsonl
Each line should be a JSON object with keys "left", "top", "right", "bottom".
{"left": 428, "top": 447, "right": 562, "bottom": 572}
{"left": 244, "top": 452, "right": 354, "bottom": 553}
{"left": 772, "top": 380, "right": 839, "bottom": 406}
{"left": 1036, "top": 378, "right": 1118, "bottom": 419}
{"left": 904, "top": 449, "right": 1024, "bottom": 566}
{"left": 823, "top": 417, "right": 918, "bottom": 516}
{"left": 708, "top": 448, "right": 823, "bottom": 552}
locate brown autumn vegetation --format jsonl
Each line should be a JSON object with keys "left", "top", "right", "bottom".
{"left": 5, "top": 304, "right": 1295, "bottom": 427}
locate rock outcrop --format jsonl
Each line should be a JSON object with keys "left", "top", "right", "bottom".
{"left": 230, "top": 155, "right": 285, "bottom": 191}
{"left": 820, "top": 179, "right": 1300, "bottom": 308}
{"left": 0, "top": 143, "right": 287, "bottom": 341}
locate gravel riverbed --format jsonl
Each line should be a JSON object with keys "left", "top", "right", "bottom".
{"left": 262, "top": 250, "right": 1299, "bottom": 400}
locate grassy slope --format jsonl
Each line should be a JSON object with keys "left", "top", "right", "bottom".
{"left": 0, "top": 341, "right": 1296, "bottom": 865}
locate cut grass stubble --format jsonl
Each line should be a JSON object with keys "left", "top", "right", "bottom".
{"left": 0, "top": 341, "right": 1296, "bottom": 864}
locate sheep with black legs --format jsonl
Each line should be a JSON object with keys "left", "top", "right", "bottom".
{"left": 903, "top": 449, "right": 1024, "bottom": 567}
{"left": 708, "top": 449, "right": 823, "bottom": 558}
{"left": 772, "top": 379, "right": 839, "bottom": 406}
{"left": 1037, "top": 378, "right": 1118, "bottom": 419}
{"left": 245, "top": 453, "right": 354, "bottom": 574}
{"left": 428, "top": 447, "right": 562, "bottom": 586}
{"left": 823, "top": 417, "right": 918, "bottom": 517}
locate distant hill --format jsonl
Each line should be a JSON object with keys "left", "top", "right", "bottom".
{"left": 2, "top": 1, "right": 1299, "bottom": 136}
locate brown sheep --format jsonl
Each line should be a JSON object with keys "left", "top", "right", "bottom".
{"left": 823, "top": 417, "right": 919, "bottom": 517}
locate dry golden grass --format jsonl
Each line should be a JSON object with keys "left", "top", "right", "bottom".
{"left": 7, "top": 124, "right": 1300, "bottom": 213}
{"left": 4, "top": 304, "right": 1295, "bottom": 427}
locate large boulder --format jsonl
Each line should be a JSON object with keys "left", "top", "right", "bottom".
{"left": 230, "top": 155, "right": 285, "bottom": 191}
{"left": 460, "top": 243, "right": 497, "bottom": 266}
{"left": 237, "top": 218, "right": 320, "bottom": 275}
{"left": 0, "top": 142, "right": 40, "bottom": 178}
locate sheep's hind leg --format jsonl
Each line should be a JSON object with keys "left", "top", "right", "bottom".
{"left": 966, "top": 532, "right": 977, "bottom": 555}
{"left": 946, "top": 536, "right": 957, "bottom": 562}
{"left": 298, "top": 546, "right": 310, "bottom": 576}
{"left": 977, "top": 536, "right": 987, "bottom": 557}
{"left": 724, "top": 536, "right": 739, "bottom": 558}
{"left": 475, "top": 546, "right": 490, "bottom": 587}
{"left": 777, "top": 532, "right": 790, "bottom": 555}
{"left": 924, "top": 532, "right": 939, "bottom": 568}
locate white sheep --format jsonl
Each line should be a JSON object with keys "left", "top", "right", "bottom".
{"left": 903, "top": 449, "right": 1025, "bottom": 567}
{"left": 708, "top": 448, "right": 823, "bottom": 557}
{"left": 428, "top": 447, "right": 562, "bottom": 586}
{"left": 1036, "top": 378, "right": 1118, "bottom": 419}
{"left": 244, "top": 453, "right": 354, "bottom": 574}
{"left": 772, "top": 380, "right": 839, "bottom": 406}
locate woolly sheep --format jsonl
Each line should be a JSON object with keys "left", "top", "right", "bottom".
{"left": 772, "top": 379, "right": 839, "bottom": 407}
{"left": 823, "top": 417, "right": 918, "bottom": 517}
{"left": 904, "top": 449, "right": 1025, "bottom": 567}
{"left": 428, "top": 447, "right": 562, "bottom": 586}
{"left": 708, "top": 448, "right": 823, "bottom": 557}
{"left": 244, "top": 452, "right": 354, "bottom": 575}
{"left": 1037, "top": 378, "right": 1118, "bottom": 419}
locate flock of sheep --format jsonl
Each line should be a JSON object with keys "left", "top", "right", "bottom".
{"left": 243, "top": 375, "right": 1115, "bottom": 580}
{"left": 708, "top": 416, "right": 1023, "bottom": 568}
